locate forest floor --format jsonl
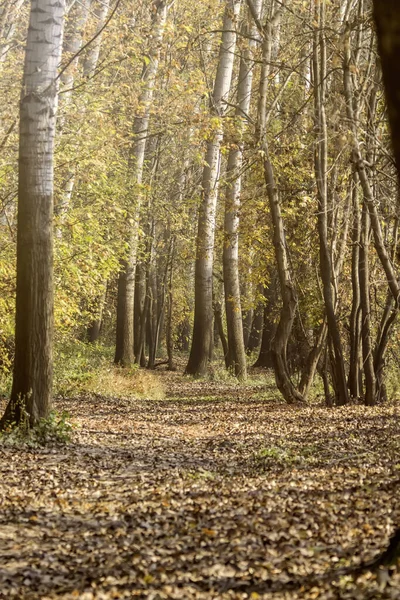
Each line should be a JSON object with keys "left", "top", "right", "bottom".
{"left": 0, "top": 368, "right": 400, "bottom": 599}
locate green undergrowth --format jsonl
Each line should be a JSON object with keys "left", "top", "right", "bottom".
{"left": 0, "top": 409, "right": 74, "bottom": 447}
{"left": 254, "top": 444, "right": 323, "bottom": 470}
{"left": 54, "top": 339, "right": 165, "bottom": 400}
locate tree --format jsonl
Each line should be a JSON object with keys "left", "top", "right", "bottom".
{"left": 223, "top": 1, "right": 261, "bottom": 380}
{"left": 373, "top": 1, "right": 400, "bottom": 178}
{"left": 313, "top": 0, "right": 348, "bottom": 406}
{"left": 366, "top": 0, "right": 400, "bottom": 569}
{"left": 114, "top": 0, "right": 168, "bottom": 367}
{"left": 250, "top": 0, "right": 304, "bottom": 404}
{"left": 186, "top": 0, "right": 241, "bottom": 376}
{"left": 0, "top": 0, "right": 65, "bottom": 429}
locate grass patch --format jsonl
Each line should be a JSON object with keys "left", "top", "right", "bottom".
{"left": 86, "top": 365, "right": 165, "bottom": 400}
{"left": 54, "top": 340, "right": 165, "bottom": 400}
{"left": 255, "top": 443, "right": 322, "bottom": 469}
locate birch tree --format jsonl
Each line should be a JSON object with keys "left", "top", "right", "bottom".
{"left": 0, "top": 0, "right": 65, "bottom": 429}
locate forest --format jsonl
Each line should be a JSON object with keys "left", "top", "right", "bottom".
{"left": 1, "top": 0, "right": 400, "bottom": 598}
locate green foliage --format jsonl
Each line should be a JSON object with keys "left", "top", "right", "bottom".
{"left": 54, "top": 339, "right": 165, "bottom": 400}
{"left": 0, "top": 335, "right": 13, "bottom": 397}
{"left": 54, "top": 339, "right": 114, "bottom": 396}
{"left": 255, "top": 444, "right": 321, "bottom": 469}
{"left": 0, "top": 410, "right": 73, "bottom": 447}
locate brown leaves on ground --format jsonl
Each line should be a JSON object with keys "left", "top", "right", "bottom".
{"left": 0, "top": 371, "right": 400, "bottom": 599}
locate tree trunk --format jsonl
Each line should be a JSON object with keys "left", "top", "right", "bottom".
{"left": 147, "top": 224, "right": 158, "bottom": 369}
{"left": 253, "top": 282, "right": 277, "bottom": 368}
{"left": 343, "top": 21, "right": 400, "bottom": 310}
{"left": 134, "top": 261, "right": 147, "bottom": 358}
{"left": 115, "top": 0, "right": 167, "bottom": 366}
{"left": 348, "top": 172, "right": 362, "bottom": 399}
{"left": 299, "top": 320, "right": 328, "bottom": 399}
{"left": 366, "top": 0, "right": 400, "bottom": 570}
{"left": 242, "top": 308, "right": 253, "bottom": 349}
{"left": 359, "top": 205, "right": 376, "bottom": 405}
{"left": 214, "top": 301, "right": 230, "bottom": 369}
{"left": 373, "top": 2, "right": 400, "bottom": 180}
{"left": 0, "top": 0, "right": 25, "bottom": 65}
{"left": 87, "top": 284, "right": 107, "bottom": 343}
{"left": 313, "top": 0, "right": 348, "bottom": 406}
{"left": 186, "top": 0, "right": 241, "bottom": 376}
{"left": 164, "top": 235, "right": 176, "bottom": 371}
{"left": 82, "top": 0, "right": 111, "bottom": 77}
{"left": 223, "top": 0, "right": 260, "bottom": 380}
{"left": 0, "top": 0, "right": 65, "bottom": 429}
{"left": 252, "top": 1, "right": 304, "bottom": 403}
{"left": 246, "top": 287, "right": 264, "bottom": 354}
{"left": 374, "top": 218, "right": 399, "bottom": 402}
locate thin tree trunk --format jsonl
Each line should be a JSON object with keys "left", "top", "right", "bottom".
{"left": 374, "top": 218, "right": 399, "bottom": 402}
{"left": 313, "top": 0, "right": 348, "bottom": 406}
{"left": 251, "top": 0, "right": 304, "bottom": 403}
{"left": 253, "top": 281, "right": 277, "bottom": 368}
{"left": 242, "top": 308, "right": 253, "bottom": 349}
{"left": 82, "top": 0, "right": 111, "bottom": 77}
{"left": 214, "top": 301, "right": 230, "bottom": 369}
{"left": 348, "top": 172, "right": 362, "bottom": 399}
{"left": 299, "top": 320, "right": 328, "bottom": 399}
{"left": 55, "top": 0, "right": 91, "bottom": 229}
{"left": 223, "top": 0, "right": 260, "bottom": 380}
{"left": 343, "top": 22, "right": 400, "bottom": 308}
{"left": 359, "top": 204, "right": 376, "bottom": 405}
{"left": 147, "top": 223, "right": 158, "bottom": 369}
{"left": 87, "top": 283, "right": 107, "bottom": 343}
{"left": 166, "top": 242, "right": 176, "bottom": 371}
{"left": 186, "top": 0, "right": 241, "bottom": 376}
{"left": 60, "top": 0, "right": 91, "bottom": 104}
{"left": 246, "top": 284, "right": 265, "bottom": 354}
{"left": 0, "top": 0, "right": 25, "bottom": 65}
{"left": 115, "top": 0, "right": 167, "bottom": 366}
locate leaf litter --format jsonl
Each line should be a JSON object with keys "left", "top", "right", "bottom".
{"left": 0, "top": 371, "right": 399, "bottom": 599}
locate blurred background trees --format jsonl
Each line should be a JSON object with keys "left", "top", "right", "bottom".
{"left": 1, "top": 0, "right": 399, "bottom": 410}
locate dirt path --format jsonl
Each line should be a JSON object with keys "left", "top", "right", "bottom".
{"left": 0, "top": 372, "right": 399, "bottom": 599}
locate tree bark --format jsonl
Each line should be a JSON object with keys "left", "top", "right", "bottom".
{"left": 115, "top": 0, "right": 167, "bottom": 366}
{"left": 251, "top": 0, "right": 304, "bottom": 403}
{"left": 0, "top": 0, "right": 65, "bottom": 429}
{"left": 246, "top": 287, "right": 264, "bottom": 354}
{"left": 373, "top": 2, "right": 400, "bottom": 181}
{"left": 87, "top": 284, "right": 107, "bottom": 343}
{"left": 253, "top": 281, "right": 277, "bottom": 369}
{"left": 343, "top": 21, "right": 400, "bottom": 309}
{"left": 186, "top": 0, "right": 241, "bottom": 376}
{"left": 223, "top": 1, "right": 260, "bottom": 380}
{"left": 82, "top": 0, "right": 111, "bottom": 77}
{"left": 359, "top": 204, "right": 376, "bottom": 405}
{"left": 348, "top": 172, "right": 362, "bottom": 399}
{"left": 313, "top": 0, "right": 348, "bottom": 406}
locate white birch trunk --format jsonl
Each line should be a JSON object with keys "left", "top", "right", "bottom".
{"left": 82, "top": 0, "right": 110, "bottom": 77}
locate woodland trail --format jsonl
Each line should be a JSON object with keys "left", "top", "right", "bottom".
{"left": 0, "top": 371, "right": 400, "bottom": 599}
